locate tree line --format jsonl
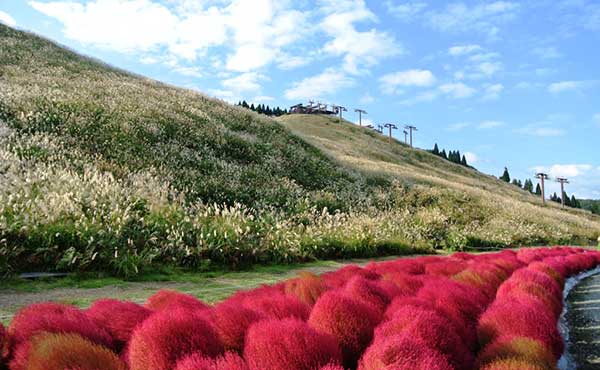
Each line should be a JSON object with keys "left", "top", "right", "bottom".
{"left": 429, "top": 143, "right": 470, "bottom": 167}
{"left": 237, "top": 101, "right": 288, "bottom": 117}
{"left": 500, "top": 167, "right": 583, "bottom": 209}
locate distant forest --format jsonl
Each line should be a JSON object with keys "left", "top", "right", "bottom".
{"left": 237, "top": 101, "right": 288, "bottom": 117}
{"left": 580, "top": 199, "right": 600, "bottom": 215}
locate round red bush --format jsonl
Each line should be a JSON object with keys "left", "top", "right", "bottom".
{"left": 244, "top": 318, "right": 342, "bottom": 370}
{"left": 358, "top": 334, "right": 454, "bottom": 370}
{"left": 16, "top": 332, "right": 126, "bottom": 370}
{"left": 4, "top": 302, "right": 113, "bottom": 360}
{"left": 144, "top": 290, "right": 209, "bottom": 312}
{"left": 85, "top": 299, "right": 151, "bottom": 351}
{"left": 526, "top": 262, "right": 564, "bottom": 287}
{"left": 381, "top": 272, "right": 423, "bottom": 297}
{"left": 322, "top": 265, "right": 380, "bottom": 289}
{"left": 241, "top": 293, "right": 310, "bottom": 320}
{"left": 477, "top": 297, "right": 563, "bottom": 359}
{"left": 480, "top": 357, "right": 549, "bottom": 370}
{"left": 209, "top": 301, "right": 263, "bottom": 353}
{"left": 308, "top": 291, "right": 382, "bottom": 368}
{"left": 284, "top": 272, "right": 329, "bottom": 306}
{"left": 495, "top": 279, "right": 563, "bottom": 318}
{"left": 365, "top": 259, "right": 425, "bottom": 275}
{"left": 175, "top": 352, "right": 249, "bottom": 370}
{"left": 342, "top": 276, "right": 394, "bottom": 312}
{"left": 127, "top": 308, "right": 223, "bottom": 370}
{"left": 374, "top": 306, "right": 473, "bottom": 369}
{"left": 476, "top": 335, "right": 556, "bottom": 369}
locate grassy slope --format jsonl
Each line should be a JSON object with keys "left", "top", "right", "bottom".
{"left": 0, "top": 24, "right": 599, "bottom": 275}
{"left": 279, "top": 114, "right": 600, "bottom": 243}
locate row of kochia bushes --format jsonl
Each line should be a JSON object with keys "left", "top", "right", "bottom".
{"left": 0, "top": 247, "right": 598, "bottom": 370}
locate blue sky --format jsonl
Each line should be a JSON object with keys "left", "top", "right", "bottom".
{"left": 1, "top": 0, "right": 599, "bottom": 198}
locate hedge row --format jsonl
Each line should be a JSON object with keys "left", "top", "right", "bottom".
{"left": 1, "top": 247, "right": 599, "bottom": 370}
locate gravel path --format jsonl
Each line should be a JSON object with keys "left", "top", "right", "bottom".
{"left": 565, "top": 272, "right": 600, "bottom": 369}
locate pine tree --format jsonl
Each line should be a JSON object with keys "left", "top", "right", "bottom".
{"left": 517, "top": 180, "right": 523, "bottom": 188}
{"left": 242, "top": 100, "right": 249, "bottom": 108}
{"left": 250, "top": 103, "right": 255, "bottom": 111}
{"left": 571, "top": 195, "right": 580, "bottom": 208}
{"left": 500, "top": 167, "right": 511, "bottom": 183}
{"left": 511, "top": 179, "right": 519, "bottom": 186}
{"left": 433, "top": 143, "right": 440, "bottom": 155}
{"left": 535, "top": 183, "right": 542, "bottom": 195}
{"left": 523, "top": 179, "right": 534, "bottom": 193}
{"left": 461, "top": 155, "right": 467, "bottom": 166}
{"left": 441, "top": 149, "right": 447, "bottom": 159}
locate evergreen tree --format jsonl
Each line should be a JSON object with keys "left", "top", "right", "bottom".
{"left": 564, "top": 192, "right": 571, "bottom": 207}
{"left": 517, "top": 180, "right": 523, "bottom": 188}
{"left": 500, "top": 167, "right": 511, "bottom": 183}
{"left": 250, "top": 103, "right": 255, "bottom": 111}
{"left": 535, "top": 183, "right": 542, "bottom": 195}
{"left": 511, "top": 179, "right": 519, "bottom": 186}
{"left": 571, "top": 195, "right": 580, "bottom": 208}
{"left": 441, "top": 149, "right": 447, "bottom": 159}
{"left": 461, "top": 155, "right": 467, "bottom": 166}
{"left": 433, "top": 143, "right": 440, "bottom": 155}
{"left": 523, "top": 179, "right": 534, "bottom": 193}
{"left": 242, "top": 100, "right": 249, "bottom": 108}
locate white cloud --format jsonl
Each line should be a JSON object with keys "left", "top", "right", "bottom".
{"left": 517, "top": 124, "right": 565, "bottom": 137}
{"left": 447, "top": 122, "right": 471, "bottom": 131}
{"left": 547, "top": 80, "right": 597, "bottom": 93}
{"left": 320, "top": 1, "right": 402, "bottom": 74}
{"left": 532, "top": 46, "right": 562, "bottom": 59}
{"left": 29, "top": 0, "right": 180, "bottom": 52}
{"left": 426, "top": 1, "right": 520, "bottom": 39}
{"left": 476, "top": 61, "right": 502, "bottom": 77}
{"left": 464, "top": 152, "right": 479, "bottom": 164}
{"left": 448, "top": 44, "right": 481, "bottom": 56}
{"left": 531, "top": 164, "right": 593, "bottom": 179}
{"left": 477, "top": 120, "right": 504, "bottom": 129}
{"left": 468, "top": 52, "right": 501, "bottom": 62}
{"left": 360, "top": 93, "right": 375, "bottom": 104}
{"left": 439, "top": 83, "right": 476, "bottom": 99}
{"left": 284, "top": 68, "right": 354, "bottom": 101}
{"left": 385, "top": 1, "right": 427, "bottom": 20}
{"left": 379, "top": 69, "right": 436, "bottom": 94}
{"left": 0, "top": 10, "right": 17, "bottom": 27}
{"left": 482, "top": 83, "right": 504, "bottom": 100}
{"left": 253, "top": 95, "right": 275, "bottom": 102}
{"left": 222, "top": 72, "right": 265, "bottom": 93}
{"left": 172, "top": 66, "right": 202, "bottom": 78}
{"left": 29, "top": 0, "right": 308, "bottom": 72}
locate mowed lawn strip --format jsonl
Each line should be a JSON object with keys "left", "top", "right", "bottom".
{"left": 0, "top": 255, "right": 414, "bottom": 326}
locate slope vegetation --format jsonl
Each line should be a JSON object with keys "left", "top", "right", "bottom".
{"left": 0, "top": 24, "right": 598, "bottom": 275}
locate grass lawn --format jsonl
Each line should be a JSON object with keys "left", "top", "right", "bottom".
{"left": 0, "top": 255, "right": 413, "bottom": 326}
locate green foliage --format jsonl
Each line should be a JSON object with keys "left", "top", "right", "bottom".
{"left": 500, "top": 167, "right": 511, "bottom": 183}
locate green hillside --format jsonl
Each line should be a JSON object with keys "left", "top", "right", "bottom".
{"left": 1, "top": 24, "right": 599, "bottom": 276}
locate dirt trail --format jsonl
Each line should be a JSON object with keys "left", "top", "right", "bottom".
{"left": 565, "top": 272, "right": 600, "bottom": 369}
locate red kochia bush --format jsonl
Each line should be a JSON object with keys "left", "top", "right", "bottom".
{"left": 284, "top": 271, "right": 329, "bottom": 305}
{"left": 477, "top": 297, "right": 563, "bottom": 359}
{"left": 480, "top": 357, "right": 549, "bottom": 370}
{"left": 342, "top": 276, "right": 395, "bottom": 312}
{"left": 145, "top": 289, "right": 209, "bottom": 312}
{"left": 4, "top": 302, "right": 113, "bottom": 359}
{"left": 476, "top": 335, "right": 556, "bottom": 369}
{"left": 209, "top": 301, "right": 263, "bottom": 353}
{"left": 244, "top": 318, "right": 342, "bottom": 370}
{"left": 240, "top": 293, "right": 310, "bottom": 320}
{"left": 381, "top": 272, "right": 423, "bottom": 296}
{"left": 175, "top": 352, "right": 249, "bottom": 370}
{"left": 358, "top": 334, "right": 454, "bottom": 370}
{"left": 321, "top": 265, "right": 380, "bottom": 288}
{"left": 365, "top": 258, "right": 425, "bottom": 275}
{"left": 308, "top": 291, "right": 382, "bottom": 368}
{"left": 85, "top": 299, "right": 151, "bottom": 351}
{"left": 373, "top": 306, "right": 473, "bottom": 369}
{"left": 14, "top": 332, "right": 126, "bottom": 370}
{"left": 127, "top": 308, "right": 223, "bottom": 370}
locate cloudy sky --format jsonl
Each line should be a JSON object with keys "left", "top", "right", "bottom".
{"left": 1, "top": 0, "right": 599, "bottom": 198}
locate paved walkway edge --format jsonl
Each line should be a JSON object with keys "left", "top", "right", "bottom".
{"left": 558, "top": 266, "right": 600, "bottom": 370}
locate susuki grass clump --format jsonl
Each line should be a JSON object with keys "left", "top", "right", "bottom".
{"left": 1, "top": 247, "right": 599, "bottom": 370}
